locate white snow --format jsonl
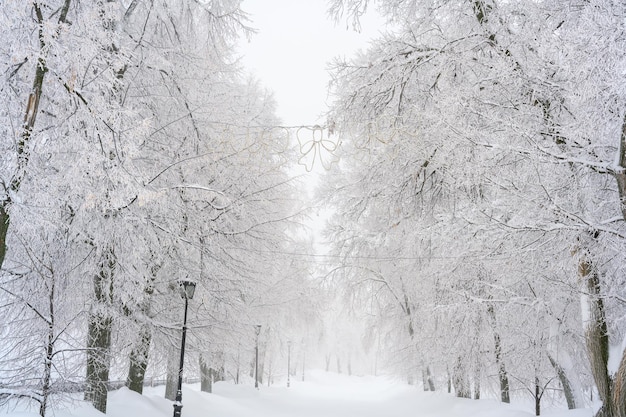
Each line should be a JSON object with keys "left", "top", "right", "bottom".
{"left": 1, "top": 371, "right": 595, "bottom": 417}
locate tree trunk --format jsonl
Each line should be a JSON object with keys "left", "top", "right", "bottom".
{"left": 39, "top": 280, "right": 56, "bottom": 417}
{"left": 487, "top": 305, "right": 510, "bottom": 403}
{"left": 200, "top": 355, "right": 213, "bottom": 393}
{"left": 126, "top": 326, "right": 151, "bottom": 394}
{"left": 613, "top": 113, "right": 626, "bottom": 220}
{"left": 535, "top": 376, "right": 541, "bottom": 416}
{"left": 258, "top": 347, "right": 265, "bottom": 385}
{"left": 609, "top": 114, "right": 626, "bottom": 417}
{"left": 453, "top": 358, "right": 471, "bottom": 398}
{"left": 215, "top": 351, "right": 225, "bottom": 382}
{"left": 165, "top": 341, "right": 181, "bottom": 400}
{"left": 85, "top": 313, "right": 112, "bottom": 412}
{"left": 0, "top": 207, "right": 9, "bottom": 269}
{"left": 84, "top": 248, "right": 115, "bottom": 413}
{"left": 473, "top": 356, "right": 481, "bottom": 400}
{"left": 426, "top": 366, "right": 435, "bottom": 391}
{"left": 235, "top": 346, "right": 240, "bottom": 384}
{"left": 579, "top": 252, "right": 613, "bottom": 417}
{"left": 612, "top": 351, "right": 626, "bottom": 417}
{"left": 547, "top": 354, "right": 577, "bottom": 409}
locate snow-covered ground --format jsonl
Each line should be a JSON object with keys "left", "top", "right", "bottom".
{"left": 1, "top": 371, "right": 596, "bottom": 417}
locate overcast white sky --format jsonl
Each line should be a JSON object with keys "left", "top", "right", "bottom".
{"left": 237, "top": 0, "right": 385, "bottom": 127}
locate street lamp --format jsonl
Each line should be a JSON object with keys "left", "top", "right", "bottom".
{"left": 287, "top": 341, "right": 292, "bottom": 388}
{"left": 173, "top": 280, "right": 196, "bottom": 417}
{"left": 302, "top": 340, "right": 305, "bottom": 382}
{"left": 254, "top": 324, "right": 261, "bottom": 389}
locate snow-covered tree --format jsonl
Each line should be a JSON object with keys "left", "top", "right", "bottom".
{"left": 324, "top": 1, "right": 626, "bottom": 414}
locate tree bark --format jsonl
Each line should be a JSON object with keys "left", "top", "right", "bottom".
{"left": 474, "top": 356, "right": 481, "bottom": 400}
{"left": 547, "top": 354, "right": 577, "bottom": 409}
{"left": 165, "top": 341, "right": 182, "bottom": 401}
{"left": 487, "top": 305, "right": 510, "bottom": 403}
{"left": 200, "top": 355, "right": 213, "bottom": 393}
{"left": 612, "top": 351, "right": 626, "bottom": 417}
{"left": 613, "top": 115, "right": 626, "bottom": 417}
{"left": 84, "top": 248, "right": 115, "bottom": 413}
{"left": 0, "top": 206, "right": 8, "bottom": 275}
{"left": 613, "top": 114, "right": 626, "bottom": 220}
{"left": 535, "top": 376, "right": 541, "bottom": 416}
{"left": 579, "top": 253, "right": 613, "bottom": 417}
{"left": 126, "top": 326, "right": 151, "bottom": 394}
{"left": 426, "top": 366, "right": 435, "bottom": 391}
{"left": 453, "top": 358, "right": 471, "bottom": 398}
{"left": 39, "top": 279, "right": 56, "bottom": 417}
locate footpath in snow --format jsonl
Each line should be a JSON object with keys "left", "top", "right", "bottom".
{"left": 2, "top": 370, "right": 596, "bottom": 417}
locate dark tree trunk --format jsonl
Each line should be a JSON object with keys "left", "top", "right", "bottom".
{"left": 39, "top": 280, "right": 56, "bottom": 417}
{"left": 258, "top": 347, "right": 265, "bottom": 385}
{"left": 125, "top": 264, "right": 157, "bottom": 395}
{"left": 535, "top": 376, "right": 541, "bottom": 416}
{"left": 494, "top": 332, "right": 510, "bottom": 402}
{"left": 579, "top": 252, "right": 614, "bottom": 417}
{"left": 453, "top": 358, "right": 471, "bottom": 398}
{"left": 126, "top": 326, "right": 151, "bottom": 394}
{"left": 548, "top": 354, "right": 577, "bottom": 409}
{"left": 614, "top": 114, "right": 626, "bottom": 220}
{"left": 487, "top": 305, "right": 510, "bottom": 403}
{"left": 426, "top": 366, "right": 435, "bottom": 391}
{"left": 606, "top": 117, "right": 626, "bottom": 417}
{"left": 612, "top": 352, "right": 626, "bottom": 417}
{"left": 0, "top": 207, "right": 9, "bottom": 269}
{"left": 84, "top": 248, "right": 115, "bottom": 413}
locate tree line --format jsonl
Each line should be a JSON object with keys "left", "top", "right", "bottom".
{"left": 0, "top": 1, "right": 318, "bottom": 415}
{"left": 322, "top": 1, "right": 626, "bottom": 416}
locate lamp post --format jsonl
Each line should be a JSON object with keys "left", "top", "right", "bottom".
{"left": 173, "top": 280, "right": 196, "bottom": 417}
{"left": 254, "top": 324, "right": 261, "bottom": 389}
{"left": 287, "top": 341, "right": 292, "bottom": 388}
{"left": 302, "top": 340, "right": 305, "bottom": 382}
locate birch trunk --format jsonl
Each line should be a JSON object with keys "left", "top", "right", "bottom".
{"left": 0, "top": 0, "right": 72, "bottom": 270}
{"left": 487, "top": 305, "right": 510, "bottom": 403}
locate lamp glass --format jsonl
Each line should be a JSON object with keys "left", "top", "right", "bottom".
{"left": 179, "top": 280, "right": 196, "bottom": 299}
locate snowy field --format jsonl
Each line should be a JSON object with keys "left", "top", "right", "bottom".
{"left": 1, "top": 371, "right": 596, "bottom": 417}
